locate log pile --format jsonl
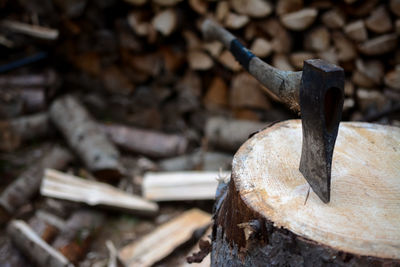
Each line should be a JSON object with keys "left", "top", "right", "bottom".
{"left": 0, "top": 0, "right": 399, "bottom": 266}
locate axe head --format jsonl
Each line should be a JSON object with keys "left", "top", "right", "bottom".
{"left": 299, "top": 59, "right": 345, "bottom": 203}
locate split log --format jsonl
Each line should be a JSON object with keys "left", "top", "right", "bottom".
{"left": 250, "top": 38, "right": 272, "bottom": 58}
{"left": 211, "top": 120, "right": 400, "bottom": 266}
{"left": 1, "top": 20, "right": 59, "bottom": 40}
{"left": 304, "top": 27, "right": 330, "bottom": 52}
{"left": 332, "top": 31, "right": 357, "bottom": 62}
{"left": 142, "top": 171, "right": 230, "bottom": 201}
{"left": 187, "top": 50, "right": 214, "bottom": 70}
{"left": 118, "top": 208, "right": 211, "bottom": 267}
{"left": 289, "top": 51, "right": 315, "bottom": 69}
{"left": 0, "top": 112, "right": 51, "bottom": 152}
{"left": 100, "top": 123, "right": 188, "bottom": 158}
{"left": 224, "top": 13, "right": 249, "bottom": 29}
{"left": 152, "top": 9, "right": 177, "bottom": 36}
{"left": 321, "top": 9, "right": 345, "bottom": 29}
{"left": 41, "top": 169, "right": 159, "bottom": 216}
{"left": 0, "top": 146, "right": 72, "bottom": 224}
{"left": 204, "top": 76, "right": 228, "bottom": 109}
{"left": 276, "top": 0, "right": 303, "bottom": 16}
{"left": 230, "top": 0, "right": 272, "bottom": 18}
{"left": 384, "top": 67, "right": 400, "bottom": 90}
{"left": 280, "top": 8, "right": 318, "bottom": 31}
{"left": 205, "top": 117, "right": 267, "bottom": 152}
{"left": 365, "top": 5, "right": 392, "bottom": 34}
{"left": 51, "top": 209, "right": 104, "bottom": 263}
{"left": 7, "top": 220, "right": 73, "bottom": 267}
{"left": 358, "top": 34, "right": 398, "bottom": 55}
{"left": 50, "top": 95, "right": 124, "bottom": 180}
{"left": 344, "top": 20, "right": 368, "bottom": 42}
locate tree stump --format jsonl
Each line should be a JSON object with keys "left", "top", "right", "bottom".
{"left": 212, "top": 120, "right": 400, "bottom": 266}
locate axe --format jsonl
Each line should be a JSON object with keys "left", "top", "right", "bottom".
{"left": 202, "top": 19, "right": 345, "bottom": 203}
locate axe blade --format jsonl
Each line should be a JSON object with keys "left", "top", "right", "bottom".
{"left": 299, "top": 59, "right": 344, "bottom": 203}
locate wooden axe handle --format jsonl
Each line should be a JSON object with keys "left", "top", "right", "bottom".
{"left": 202, "top": 19, "right": 302, "bottom": 112}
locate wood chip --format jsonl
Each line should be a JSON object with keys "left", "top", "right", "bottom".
{"left": 152, "top": 9, "right": 177, "bottom": 36}
{"left": 384, "top": 67, "right": 400, "bottom": 90}
{"left": 118, "top": 208, "right": 211, "bottom": 267}
{"left": 187, "top": 50, "right": 214, "bottom": 70}
{"left": 230, "top": 72, "right": 271, "bottom": 109}
{"left": 358, "top": 34, "right": 398, "bottom": 56}
{"left": 321, "top": 9, "right": 345, "bottom": 29}
{"left": 344, "top": 20, "right": 368, "bottom": 42}
{"left": 1, "top": 20, "right": 59, "bottom": 40}
{"left": 365, "top": 5, "right": 392, "bottom": 33}
{"left": 230, "top": 0, "right": 272, "bottom": 18}
{"left": 304, "top": 26, "right": 330, "bottom": 52}
{"left": 143, "top": 171, "right": 228, "bottom": 201}
{"left": 7, "top": 220, "right": 73, "bottom": 267}
{"left": 250, "top": 38, "right": 272, "bottom": 57}
{"left": 276, "top": 0, "right": 303, "bottom": 16}
{"left": 41, "top": 169, "right": 159, "bottom": 216}
{"left": 289, "top": 51, "right": 315, "bottom": 69}
{"left": 224, "top": 13, "right": 249, "bottom": 29}
{"left": 280, "top": 8, "right": 318, "bottom": 31}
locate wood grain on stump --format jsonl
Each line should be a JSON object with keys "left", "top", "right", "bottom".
{"left": 212, "top": 120, "right": 400, "bottom": 266}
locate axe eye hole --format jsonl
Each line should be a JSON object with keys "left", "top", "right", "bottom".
{"left": 324, "top": 87, "right": 342, "bottom": 133}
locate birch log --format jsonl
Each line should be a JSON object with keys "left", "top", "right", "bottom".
{"left": 212, "top": 120, "right": 400, "bottom": 266}
{"left": 0, "top": 146, "right": 72, "bottom": 224}
{"left": 50, "top": 95, "right": 124, "bottom": 180}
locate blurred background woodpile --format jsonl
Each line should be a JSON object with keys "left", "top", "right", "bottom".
{"left": 0, "top": 0, "right": 399, "bottom": 266}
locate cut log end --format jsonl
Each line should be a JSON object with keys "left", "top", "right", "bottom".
{"left": 212, "top": 120, "right": 400, "bottom": 266}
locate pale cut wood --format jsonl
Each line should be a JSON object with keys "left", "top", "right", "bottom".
{"left": 384, "top": 66, "right": 400, "bottom": 90}
{"left": 7, "top": 220, "right": 73, "bottom": 267}
{"left": 218, "top": 50, "right": 241, "bottom": 71}
{"left": 344, "top": 20, "right": 368, "bottom": 42}
{"left": 224, "top": 13, "right": 249, "bottom": 29}
{"left": 189, "top": 0, "right": 208, "bottom": 15}
{"left": 216, "top": 1, "right": 229, "bottom": 22}
{"left": 143, "top": 171, "right": 230, "bottom": 201}
{"left": 332, "top": 31, "right": 356, "bottom": 61}
{"left": 272, "top": 53, "right": 294, "bottom": 71}
{"left": 152, "top": 9, "right": 177, "bottom": 36}
{"left": 365, "top": 5, "right": 392, "bottom": 33}
{"left": 276, "top": 0, "right": 303, "bottom": 16}
{"left": 250, "top": 38, "right": 272, "bottom": 58}
{"left": 202, "top": 41, "right": 223, "bottom": 58}
{"left": 1, "top": 20, "right": 59, "bottom": 40}
{"left": 232, "top": 120, "right": 400, "bottom": 259}
{"left": 280, "top": 8, "right": 318, "bottom": 31}
{"left": 289, "top": 51, "right": 315, "bottom": 69}
{"left": 187, "top": 50, "right": 213, "bottom": 70}
{"left": 204, "top": 76, "right": 228, "bottom": 108}
{"left": 41, "top": 169, "right": 159, "bottom": 216}
{"left": 321, "top": 9, "right": 345, "bottom": 29}
{"left": 304, "top": 27, "right": 330, "bottom": 52}
{"left": 118, "top": 208, "right": 211, "bottom": 267}
{"left": 230, "top": 0, "right": 272, "bottom": 18}
{"left": 358, "top": 34, "right": 398, "bottom": 55}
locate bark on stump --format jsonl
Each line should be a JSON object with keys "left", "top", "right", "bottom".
{"left": 212, "top": 120, "right": 400, "bottom": 266}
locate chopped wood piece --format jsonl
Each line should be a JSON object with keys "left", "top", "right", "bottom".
{"left": 100, "top": 123, "right": 187, "bottom": 158}
{"left": 102, "top": 66, "right": 135, "bottom": 95}
{"left": 272, "top": 53, "right": 294, "bottom": 71}
{"left": 358, "top": 34, "right": 398, "bottom": 55}
{"left": 41, "top": 169, "right": 159, "bottom": 216}
{"left": 224, "top": 13, "right": 249, "bottom": 29}
{"left": 152, "top": 0, "right": 182, "bottom": 6}
{"left": 355, "top": 59, "right": 384, "bottom": 85}
{"left": 289, "top": 51, "right": 315, "bottom": 69}
{"left": 276, "top": 0, "right": 303, "bottom": 16}
{"left": 127, "top": 12, "right": 150, "bottom": 36}
{"left": 0, "top": 112, "right": 51, "bottom": 151}
{"left": 304, "top": 27, "right": 330, "bottom": 52}
{"left": 357, "top": 89, "right": 389, "bottom": 112}
{"left": 259, "top": 19, "right": 292, "bottom": 53}
{"left": 321, "top": 9, "right": 345, "bottom": 29}
{"left": 189, "top": 0, "right": 208, "bottom": 15}
{"left": 184, "top": 226, "right": 212, "bottom": 266}
{"left": 202, "top": 41, "right": 223, "bottom": 58}
{"left": 0, "top": 146, "right": 72, "bottom": 224}
{"left": 126, "top": 53, "right": 163, "bottom": 77}
{"left": 250, "top": 38, "right": 272, "bottom": 58}
{"left": 365, "top": 5, "right": 392, "bottom": 33}
{"left": 51, "top": 209, "right": 104, "bottom": 263}
{"left": 391, "top": 0, "right": 400, "bottom": 16}
{"left": 124, "top": 0, "right": 147, "bottom": 5}
{"left": 118, "top": 208, "right": 211, "bottom": 267}
{"left": 152, "top": 9, "right": 177, "bottom": 36}
{"left": 187, "top": 50, "right": 213, "bottom": 70}
{"left": 204, "top": 76, "right": 228, "bottom": 109}
{"left": 143, "top": 171, "right": 229, "bottom": 201}
{"left": 384, "top": 67, "right": 400, "bottom": 90}
{"left": 352, "top": 71, "right": 376, "bottom": 88}
{"left": 332, "top": 31, "right": 356, "bottom": 61}
{"left": 218, "top": 50, "right": 241, "bottom": 71}
{"left": 280, "top": 8, "right": 318, "bottom": 31}
{"left": 216, "top": 1, "right": 229, "bottom": 22}
{"left": 1, "top": 20, "right": 59, "bottom": 40}
{"left": 230, "top": 72, "right": 271, "bottom": 109}
{"left": 345, "top": 80, "right": 355, "bottom": 96}
{"left": 344, "top": 20, "right": 368, "bottom": 42}
{"left": 317, "top": 47, "right": 338, "bottom": 65}
{"left": 50, "top": 95, "right": 124, "bottom": 180}
{"left": 230, "top": 0, "right": 272, "bottom": 18}
{"left": 7, "top": 220, "right": 73, "bottom": 267}
{"left": 205, "top": 117, "right": 267, "bottom": 151}
{"left": 159, "top": 151, "right": 232, "bottom": 171}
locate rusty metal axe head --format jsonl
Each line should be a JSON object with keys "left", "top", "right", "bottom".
{"left": 299, "top": 59, "right": 345, "bottom": 203}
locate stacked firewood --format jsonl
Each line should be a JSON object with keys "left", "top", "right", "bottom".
{"left": 0, "top": 0, "right": 399, "bottom": 266}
